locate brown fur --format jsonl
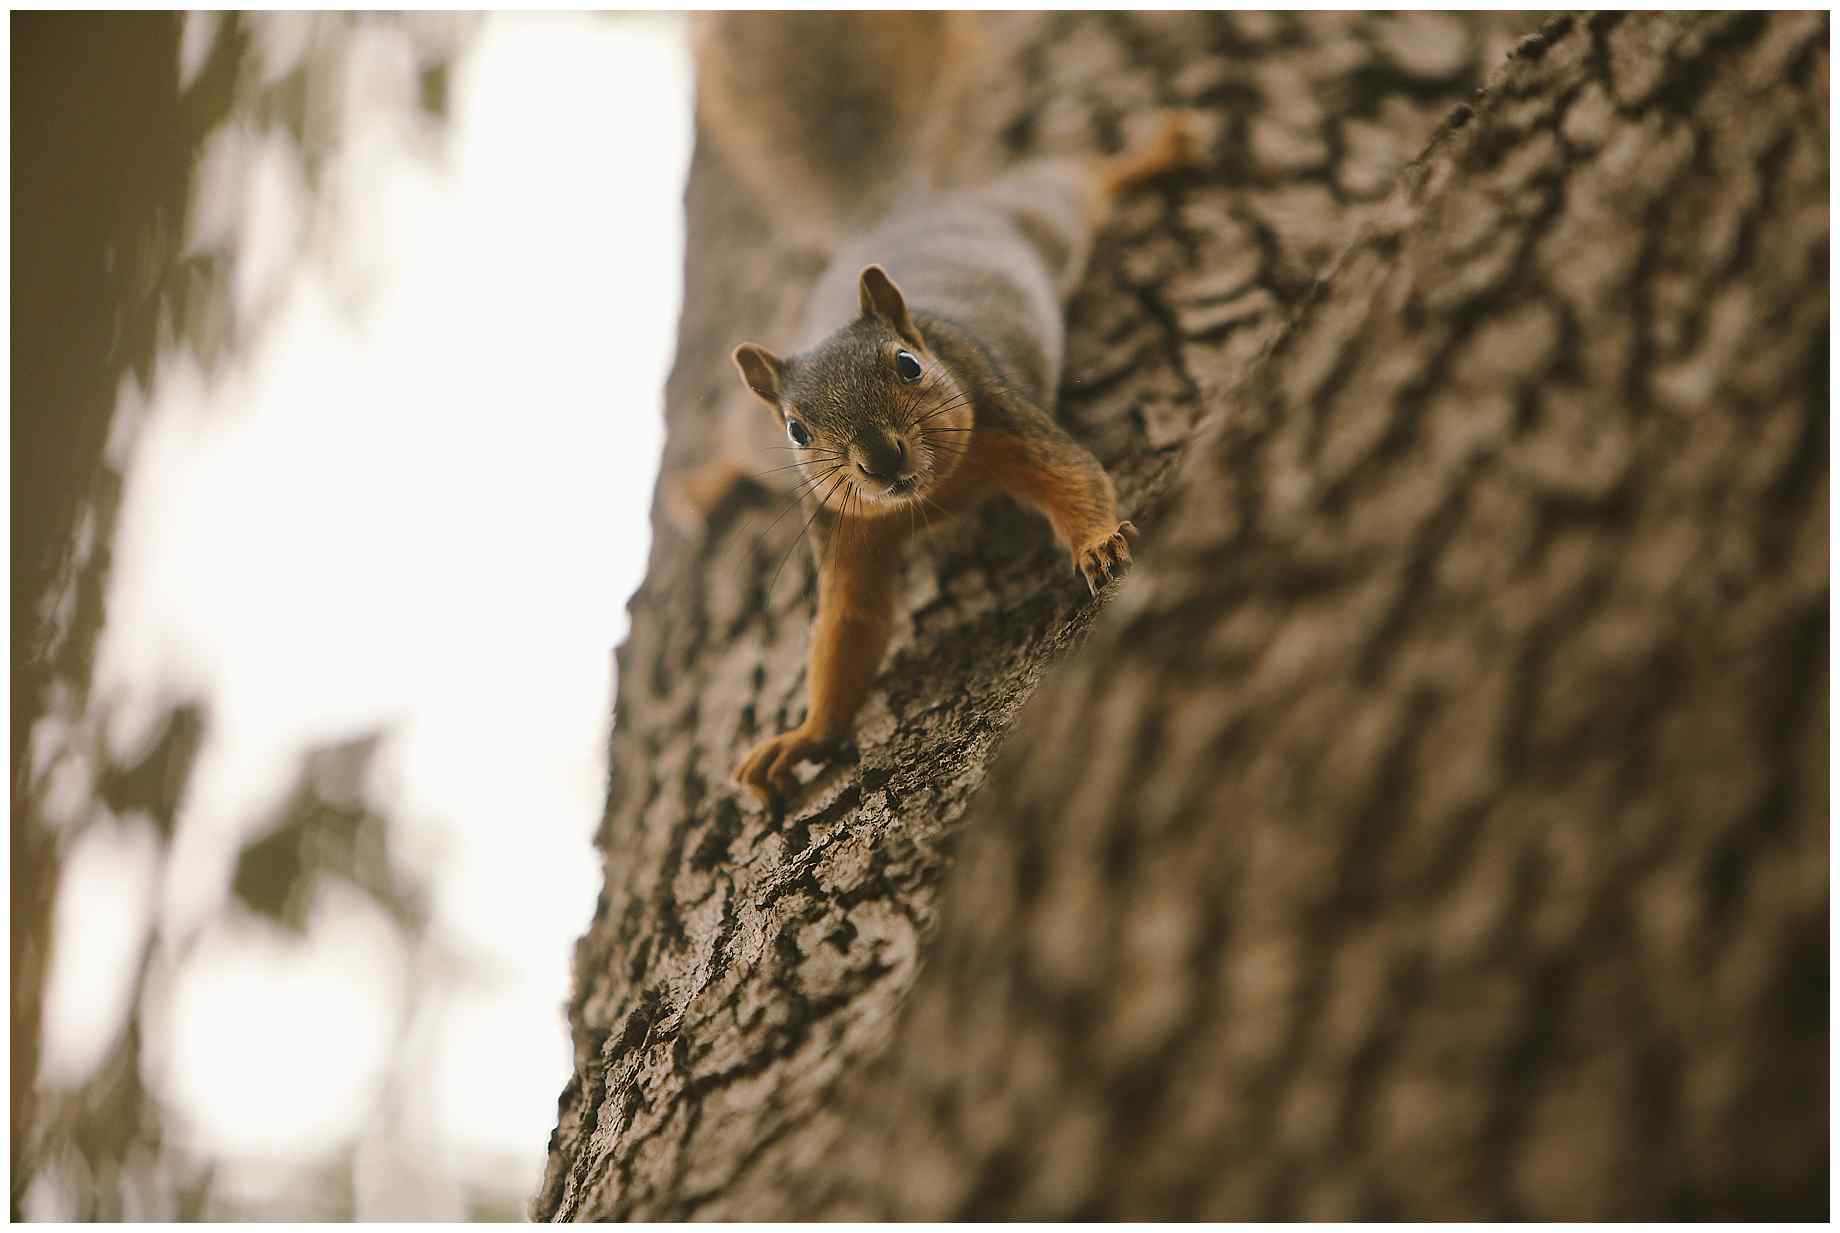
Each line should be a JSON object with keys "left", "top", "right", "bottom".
{"left": 730, "top": 118, "right": 1199, "bottom": 805}
{"left": 693, "top": 13, "right": 984, "bottom": 244}
{"left": 1092, "top": 111, "right": 1202, "bottom": 207}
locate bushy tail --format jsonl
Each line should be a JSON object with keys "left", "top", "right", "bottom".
{"left": 693, "top": 12, "right": 984, "bottom": 247}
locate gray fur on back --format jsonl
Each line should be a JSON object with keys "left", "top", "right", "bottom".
{"left": 800, "top": 158, "right": 1095, "bottom": 409}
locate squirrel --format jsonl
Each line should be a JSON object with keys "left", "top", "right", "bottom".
{"left": 660, "top": 13, "right": 989, "bottom": 537}
{"left": 725, "top": 111, "right": 1201, "bottom": 806}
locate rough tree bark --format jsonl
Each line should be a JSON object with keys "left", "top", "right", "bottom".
{"left": 539, "top": 12, "right": 1826, "bottom": 1220}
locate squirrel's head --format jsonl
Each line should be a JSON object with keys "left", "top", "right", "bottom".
{"left": 732, "top": 265, "right": 972, "bottom": 514}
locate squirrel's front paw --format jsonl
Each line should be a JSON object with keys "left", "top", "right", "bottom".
{"left": 733, "top": 726, "right": 835, "bottom": 805}
{"left": 1076, "top": 521, "right": 1137, "bottom": 595}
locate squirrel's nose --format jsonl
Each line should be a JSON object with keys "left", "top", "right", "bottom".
{"left": 854, "top": 432, "right": 909, "bottom": 480}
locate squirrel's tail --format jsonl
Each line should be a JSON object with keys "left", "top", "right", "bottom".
{"left": 694, "top": 13, "right": 984, "bottom": 247}
{"left": 1089, "top": 110, "right": 1206, "bottom": 214}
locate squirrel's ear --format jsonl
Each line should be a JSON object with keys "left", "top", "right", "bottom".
{"left": 858, "top": 264, "right": 924, "bottom": 348}
{"left": 733, "top": 343, "right": 784, "bottom": 406}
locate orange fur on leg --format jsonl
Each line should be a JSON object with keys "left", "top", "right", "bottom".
{"left": 1094, "top": 110, "right": 1204, "bottom": 202}
{"left": 734, "top": 515, "right": 911, "bottom": 804}
{"left": 974, "top": 429, "right": 1137, "bottom": 595}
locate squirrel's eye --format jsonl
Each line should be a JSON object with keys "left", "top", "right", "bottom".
{"left": 786, "top": 419, "right": 811, "bottom": 448}
{"left": 895, "top": 350, "right": 923, "bottom": 383}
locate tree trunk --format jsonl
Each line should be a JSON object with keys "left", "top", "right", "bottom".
{"left": 538, "top": 11, "right": 1827, "bottom": 1220}
{"left": 11, "top": 15, "right": 220, "bottom": 1214}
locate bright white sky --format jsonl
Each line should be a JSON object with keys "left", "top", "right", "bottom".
{"left": 33, "top": 12, "right": 691, "bottom": 1216}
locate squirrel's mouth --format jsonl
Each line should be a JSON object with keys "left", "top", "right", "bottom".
{"left": 851, "top": 471, "right": 927, "bottom": 508}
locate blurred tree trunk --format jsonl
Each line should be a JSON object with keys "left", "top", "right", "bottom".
{"left": 538, "top": 11, "right": 1826, "bottom": 1220}
{"left": 11, "top": 16, "right": 470, "bottom": 1218}
{"left": 11, "top": 15, "right": 202, "bottom": 1214}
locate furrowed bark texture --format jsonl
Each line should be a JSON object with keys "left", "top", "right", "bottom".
{"left": 538, "top": 11, "right": 1827, "bottom": 1220}
{"left": 822, "top": 11, "right": 1830, "bottom": 1221}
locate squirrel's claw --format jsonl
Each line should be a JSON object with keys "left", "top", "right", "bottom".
{"left": 1077, "top": 520, "right": 1137, "bottom": 596}
{"left": 734, "top": 726, "right": 832, "bottom": 806}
